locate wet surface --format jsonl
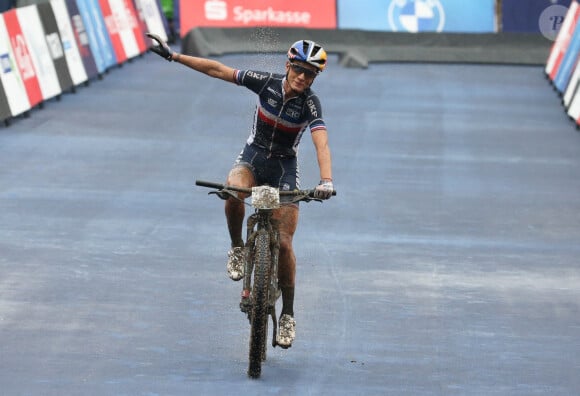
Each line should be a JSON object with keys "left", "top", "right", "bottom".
{"left": 1, "top": 53, "right": 580, "bottom": 395}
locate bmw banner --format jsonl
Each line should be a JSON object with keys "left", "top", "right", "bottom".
{"left": 338, "top": 0, "right": 495, "bottom": 33}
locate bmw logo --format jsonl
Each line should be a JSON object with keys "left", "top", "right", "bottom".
{"left": 388, "top": 0, "right": 446, "bottom": 33}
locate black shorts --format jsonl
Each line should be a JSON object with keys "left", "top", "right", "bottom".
{"left": 234, "top": 144, "right": 300, "bottom": 204}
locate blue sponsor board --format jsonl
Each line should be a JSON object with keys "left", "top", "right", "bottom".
{"left": 76, "top": 0, "right": 116, "bottom": 73}
{"left": 337, "top": 0, "right": 495, "bottom": 33}
{"left": 502, "top": 0, "right": 571, "bottom": 33}
{"left": 554, "top": 21, "right": 580, "bottom": 93}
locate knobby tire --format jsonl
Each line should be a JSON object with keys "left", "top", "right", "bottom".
{"left": 247, "top": 229, "right": 271, "bottom": 379}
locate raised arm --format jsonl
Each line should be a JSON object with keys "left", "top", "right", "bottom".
{"left": 146, "top": 33, "right": 237, "bottom": 84}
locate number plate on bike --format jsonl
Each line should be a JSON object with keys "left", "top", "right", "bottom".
{"left": 251, "top": 186, "right": 280, "bottom": 209}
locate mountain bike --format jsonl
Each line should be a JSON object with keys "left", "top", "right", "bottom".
{"left": 195, "top": 179, "right": 334, "bottom": 379}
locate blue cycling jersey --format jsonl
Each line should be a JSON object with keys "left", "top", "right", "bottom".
{"left": 234, "top": 69, "right": 326, "bottom": 158}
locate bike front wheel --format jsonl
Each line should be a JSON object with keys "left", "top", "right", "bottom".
{"left": 247, "top": 229, "right": 271, "bottom": 379}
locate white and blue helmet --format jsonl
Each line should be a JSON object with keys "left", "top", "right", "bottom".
{"left": 287, "top": 40, "right": 327, "bottom": 73}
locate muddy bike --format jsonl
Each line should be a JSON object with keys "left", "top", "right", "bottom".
{"left": 196, "top": 180, "right": 334, "bottom": 378}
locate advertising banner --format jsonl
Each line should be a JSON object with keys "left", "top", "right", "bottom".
{"left": 16, "top": 4, "right": 62, "bottom": 100}
{"left": 76, "top": 0, "right": 117, "bottom": 73}
{"left": 105, "top": 0, "right": 141, "bottom": 59}
{"left": 0, "top": 80, "right": 10, "bottom": 121}
{"left": 337, "top": 0, "right": 495, "bottom": 33}
{"left": 17, "top": 5, "right": 62, "bottom": 101}
{"left": 502, "top": 0, "right": 571, "bottom": 33}
{"left": 98, "top": 0, "right": 131, "bottom": 63}
{"left": 130, "top": 0, "right": 150, "bottom": 50}
{"left": 123, "top": 0, "right": 147, "bottom": 53}
{"left": 3, "top": 9, "right": 43, "bottom": 107}
{"left": 180, "top": 0, "right": 337, "bottom": 35}
{"left": 135, "top": 0, "right": 167, "bottom": 42}
{"left": 563, "top": 58, "right": 580, "bottom": 107}
{"left": 546, "top": 1, "right": 580, "bottom": 82}
{"left": 66, "top": 0, "right": 99, "bottom": 79}
{"left": 37, "top": 2, "right": 75, "bottom": 94}
{"left": 51, "top": 0, "right": 89, "bottom": 86}
{"left": 0, "top": 15, "right": 31, "bottom": 117}
{"left": 553, "top": 11, "right": 580, "bottom": 93}
{"left": 566, "top": 82, "right": 580, "bottom": 122}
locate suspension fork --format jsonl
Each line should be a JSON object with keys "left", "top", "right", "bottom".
{"left": 242, "top": 211, "right": 276, "bottom": 299}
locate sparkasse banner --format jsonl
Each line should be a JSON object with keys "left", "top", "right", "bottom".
{"left": 180, "top": 0, "right": 337, "bottom": 35}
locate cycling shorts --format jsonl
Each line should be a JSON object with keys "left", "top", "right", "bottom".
{"left": 234, "top": 144, "right": 300, "bottom": 205}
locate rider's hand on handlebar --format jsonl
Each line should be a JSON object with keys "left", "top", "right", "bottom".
{"left": 314, "top": 179, "right": 334, "bottom": 200}
{"left": 146, "top": 32, "right": 173, "bottom": 61}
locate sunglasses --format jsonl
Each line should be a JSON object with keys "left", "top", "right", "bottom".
{"left": 289, "top": 63, "right": 318, "bottom": 79}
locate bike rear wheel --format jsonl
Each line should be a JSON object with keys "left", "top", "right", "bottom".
{"left": 247, "top": 229, "right": 271, "bottom": 379}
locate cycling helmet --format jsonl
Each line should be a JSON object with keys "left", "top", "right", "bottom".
{"left": 287, "top": 40, "right": 327, "bottom": 73}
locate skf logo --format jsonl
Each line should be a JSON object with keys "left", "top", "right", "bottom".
{"left": 388, "top": 0, "right": 445, "bottom": 33}
{"left": 247, "top": 70, "right": 267, "bottom": 80}
{"left": 205, "top": 0, "right": 227, "bottom": 21}
{"left": 306, "top": 99, "right": 317, "bottom": 117}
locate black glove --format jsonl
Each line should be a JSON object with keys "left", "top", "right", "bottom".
{"left": 146, "top": 32, "right": 173, "bottom": 61}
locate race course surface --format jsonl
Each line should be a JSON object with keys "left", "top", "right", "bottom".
{"left": 1, "top": 52, "right": 580, "bottom": 395}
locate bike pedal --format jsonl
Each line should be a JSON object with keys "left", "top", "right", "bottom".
{"left": 239, "top": 299, "right": 251, "bottom": 312}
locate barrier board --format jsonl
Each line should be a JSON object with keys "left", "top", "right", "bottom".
{"left": 50, "top": 0, "right": 88, "bottom": 86}
{"left": 566, "top": 84, "right": 580, "bottom": 123}
{"left": 0, "top": 15, "right": 31, "bottom": 117}
{"left": 502, "top": 0, "right": 571, "bottom": 33}
{"left": 2, "top": 9, "right": 43, "bottom": 107}
{"left": 76, "top": 0, "right": 117, "bottom": 73}
{"left": 105, "top": 0, "right": 141, "bottom": 60}
{"left": 553, "top": 17, "right": 580, "bottom": 93}
{"left": 66, "top": 0, "right": 99, "bottom": 79}
{"left": 128, "top": 0, "right": 149, "bottom": 51}
{"left": 98, "top": 0, "right": 128, "bottom": 62}
{"left": 546, "top": 1, "right": 580, "bottom": 81}
{"left": 180, "top": 0, "right": 336, "bottom": 34}
{"left": 337, "top": 0, "right": 495, "bottom": 33}
{"left": 37, "top": 2, "right": 75, "bottom": 93}
{"left": 0, "top": 78, "right": 10, "bottom": 121}
{"left": 135, "top": 0, "right": 168, "bottom": 41}
{"left": 563, "top": 59, "right": 580, "bottom": 107}
{"left": 122, "top": 0, "right": 147, "bottom": 54}
{"left": 17, "top": 5, "right": 62, "bottom": 100}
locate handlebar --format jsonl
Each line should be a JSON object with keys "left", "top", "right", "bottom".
{"left": 195, "top": 179, "right": 336, "bottom": 202}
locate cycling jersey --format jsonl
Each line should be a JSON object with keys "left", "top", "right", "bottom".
{"left": 234, "top": 69, "right": 326, "bottom": 158}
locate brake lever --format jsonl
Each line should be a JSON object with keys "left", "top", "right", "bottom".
{"left": 209, "top": 189, "right": 238, "bottom": 201}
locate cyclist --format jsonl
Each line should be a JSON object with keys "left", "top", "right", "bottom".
{"left": 147, "top": 33, "right": 334, "bottom": 348}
